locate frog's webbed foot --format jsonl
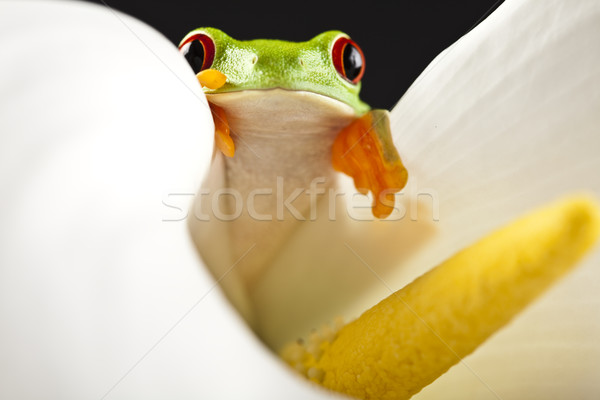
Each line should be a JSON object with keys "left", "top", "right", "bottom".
{"left": 196, "top": 69, "right": 235, "bottom": 158}
{"left": 209, "top": 103, "right": 235, "bottom": 158}
{"left": 332, "top": 109, "right": 408, "bottom": 218}
{"left": 197, "top": 69, "right": 227, "bottom": 90}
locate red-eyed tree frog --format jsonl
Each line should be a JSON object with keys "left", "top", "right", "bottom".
{"left": 179, "top": 28, "right": 408, "bottom": 219}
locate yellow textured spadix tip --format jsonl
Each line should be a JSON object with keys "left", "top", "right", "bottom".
{"left": 196, "top": 69, "right": 227, "bottom": 89}
{"left": 300, "top": 195, "right": 600, "bottom": 400}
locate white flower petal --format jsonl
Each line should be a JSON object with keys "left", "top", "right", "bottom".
{"left": 253, "top": 0, "right": 600, "bottom": 397}
{"left": 393, "top": 0, "right": 600, "bottom": 275}
{"left": 0, "top": 2, "right": 332, "bottom": 399}
{"left": 394, "top": 0, "right": 600, "bottom": 398}
{"left": 4, "top": 0, "right": 599, "bottom": 398}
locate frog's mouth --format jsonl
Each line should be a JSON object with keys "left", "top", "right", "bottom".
{"left": 196, "top": 69, "right": 369, "bottom": 118}
{"left": 197, "top": 68, "right": 356, "bottom": 113}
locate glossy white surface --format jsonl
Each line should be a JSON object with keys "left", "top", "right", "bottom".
{"left": 0, "top": 2, "right": 335, "bottom": 399}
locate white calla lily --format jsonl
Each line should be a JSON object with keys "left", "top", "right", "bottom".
{"left": 0, "top": 1, "right": 598, "bottom": 400}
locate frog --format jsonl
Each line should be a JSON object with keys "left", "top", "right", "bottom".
{"left": 178, "top": 28, "right": 408, "bottom": 220}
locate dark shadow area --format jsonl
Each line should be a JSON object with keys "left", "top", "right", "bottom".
{"left": 80, "top": 0, "right": 504, "bottom": 110}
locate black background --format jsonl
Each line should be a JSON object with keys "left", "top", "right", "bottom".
{"left": 83, "top": 0, "right": 504, "bottom": 109}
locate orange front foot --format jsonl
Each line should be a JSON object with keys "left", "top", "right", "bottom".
{"left": 195, "top": 69, "right": 234, "bottom": 157}
{"left": 209, "top": 103, "right": 235, "bottom": 158}
{"left": 197, "top": 69, "right": 227, "bottom": 90}
{"left": 332, "top": 110, "right": 408, "bottom": 218}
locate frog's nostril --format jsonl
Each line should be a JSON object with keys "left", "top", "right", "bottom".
{"left": 251, "top": 55, "right": 258, "bottom": 65}
{"left": 299, "top": 58, "right": 305, "bottom": 67}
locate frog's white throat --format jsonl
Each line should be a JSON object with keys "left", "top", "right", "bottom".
{"left": 207, "top": 89, "right": 356, "bottom": 194}
{"left": 189, "top": 89, "right": 357, "bottom": 322}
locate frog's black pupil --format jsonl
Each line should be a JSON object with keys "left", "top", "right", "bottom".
{"left": 342, "top": 44, "right": 362, "bottom": 81}
{"left": 184, "top": 40, "right": 205, "bottom": 74}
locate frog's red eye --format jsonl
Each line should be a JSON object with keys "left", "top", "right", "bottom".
{"left": 331, "top": 36, "right": 365, "bottom": 84}
{"left": 179, "top": 33, "right": 216, "bottom": 74}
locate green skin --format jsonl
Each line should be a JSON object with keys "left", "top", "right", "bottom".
{"left": 180, "top": 28, "right": 371, "bottom": 115}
